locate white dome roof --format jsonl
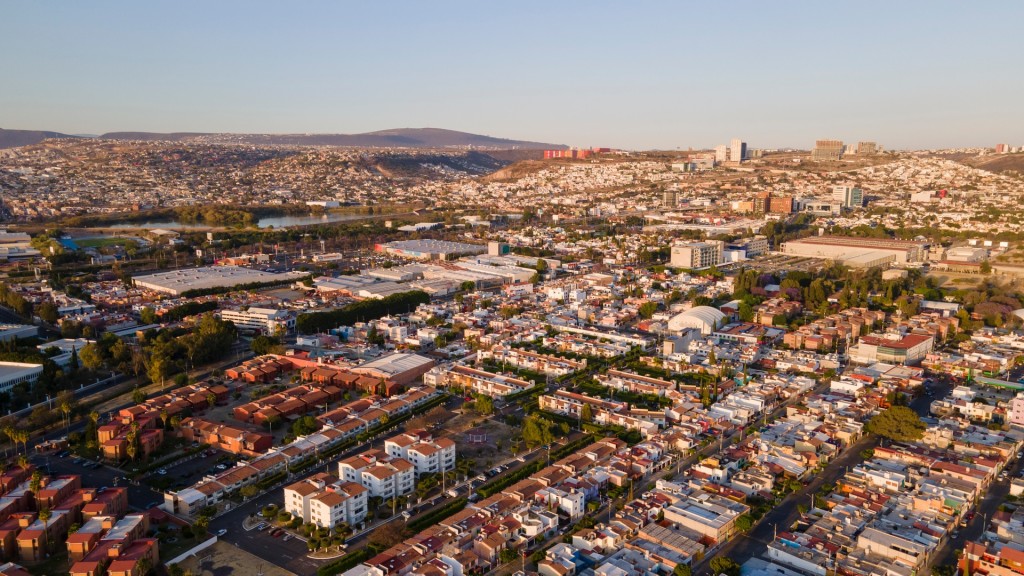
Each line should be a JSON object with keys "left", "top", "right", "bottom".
{"left": 667, "top": 305, "right": 727, "bottom": 334}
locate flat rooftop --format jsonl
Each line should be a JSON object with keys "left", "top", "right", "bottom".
{"left": 133, "top": 266, "right": 306, "bottom": 295}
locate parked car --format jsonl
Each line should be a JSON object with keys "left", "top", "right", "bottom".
{"left": 216, "top": 528, "right": 228, "bottom": 536}
{"left": 158, "top": 469, "right": 168, "bottom": 475}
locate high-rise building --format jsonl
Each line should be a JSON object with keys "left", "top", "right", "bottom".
{"left": 832, "top": 185, "right": 864, "bottom": 208}
{"left": 995, "top": 143, "right": 1009, "bottom": 154}
{"left": 857, "top": 141, "right": 878, "bottom": 155}
{"left": 662, "top": 189, "right": 678, "bottom": 208}
{"left": 729, "top": 138, "right": 747, "bottom": 163}
{"left": 714, "top": 145, "right": 728, "bottom": 164}
{"left": 753, "top": 192, "right": 771, "bottom": 213}
{"left": 812, "top": 140, "right": 844, "bottom": 162}
{"left": 670, "top": 240, "right": 724, "bottom": 269}
{"left": 768, "top": 195, "right": 794, "bottom": 214}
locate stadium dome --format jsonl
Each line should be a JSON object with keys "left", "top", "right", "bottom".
{"left": 667, "top": 306, "right": 726, "bottom": 335}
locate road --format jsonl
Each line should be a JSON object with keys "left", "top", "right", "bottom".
{"left": 29, "top": 452, "right": 164, "bottom": 511}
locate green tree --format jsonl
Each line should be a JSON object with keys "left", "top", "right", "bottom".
{"left": 78, "top": 343, "right": 106, "bottom": 372}
{"left": 638, "top": 301, "right": 659, "bottom": 319}
{"left": 37, "top": 301, "right": 59, "bottom": 324}
{"left": 139, "top": 307, "right": 158, "bottom": 324}
{"left": 865, "top": 406, "right": 926, "bottom": 442}
{"left": 709, "top": 557, "right": 741, "bottom": 576}
{"left": 674, "top": 564, "right": 693, "bottom": 576}
{"left": 580, "top": 403, "right": 594, "bottom": 422}
{"left": 475, "top": 394, "right": 494, "bottom": 416}
{"left": 251, "top": 335, "right": 284, "bottom": 356}
{"left": 980, "top": 260, "right": 992, "bottom": 275}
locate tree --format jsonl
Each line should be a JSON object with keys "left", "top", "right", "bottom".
{"left": 37, "top": 301, "right": 60, "bottom": 324}
{"left": 240, "top": 485, "right": 259, "bottom": 499}
{"left": 192, "top": 516, "right": 209, "bottom": 538}
{"left": 638, "top": 301, "right": 659, "bottom": 319}
{"left": 735, "top": 514, "right": 753, "bottom": 532}
{"left": 132, "top": 388, "right": 146, "bottom": 405}
{"left": 57, "top": 390, "right": 76, "bottom": 432}
{"left": 865, "top": 406, "right": 926, "bottom": 442}
{"left": 251, "top": 335, "right": 284, "bottom": 356}
{"left": 709, "top": 557, "right": 741, "bottom": 576}
{"left": 522, "top": 415, "right": 554, "bottom": 449}
{"left": 500, "top": 548, "right": 519, "bottom": 564}
{"left": 146, "top": 352, "right": 169, "bottom": 389}
{"left": 980, "top": 260, "right": 992, "bottom": 275}
{"left": 580, "top": 403, "right": 594, "bottom": 422}
{"left": 674, "top": 564, "right": 693, "bottom": 576}
{"left": 139, "top": 307, "right": 157, "bottom": 325}
{"left": 475, "top": 394, "right": 494, "bottom": 416}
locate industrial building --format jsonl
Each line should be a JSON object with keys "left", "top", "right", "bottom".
{"left": 374, "top": 239, "right": 486, "bottom": 261}
{"left": 0, "top": 324, "right": 38, "bottom": 343}
{"left": 132, "top": 266, "right": 306, "bottom": 296}
{"left": 667, "top": 306, "right": 727, "bottom": 335}
{"left": 670, "top": 240, "right": 724, "bottom": 269}
{"left": 780, "top": 236, "right": 929, "bottom": 267}
{"left": 0, "top": 362, "right": 44, "bottom": 394}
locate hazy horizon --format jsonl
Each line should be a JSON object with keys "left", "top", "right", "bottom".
{"left": 2, "top": 1, "right": 1022, "bottom": 150}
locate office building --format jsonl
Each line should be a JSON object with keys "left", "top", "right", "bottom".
{"left": 670, "top": 240, "right": 724, "bottom": 269}
{"left": 729, "top": 138, "right": 747, "bottom": 163}
{"left": 995, "top": 143, "right": 1009, "bottom": 154}
{"left": 714, "top": 145, "right": 728, "bottom": 164}
{"left": 218, "top": 307, "right": 295, "bottom": 335}
{"left": 662, "top": 189, "right": 678, "bottom": 208}
{"left": 812, "top": 140, "right": 844, "bottom": 162}
{"left": 832, "top": 185, "right": 864, "bottom": 208}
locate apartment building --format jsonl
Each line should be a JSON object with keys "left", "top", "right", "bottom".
{"left": 338, "top": 449, "right": 415, "bottom": 499}
{"left": 443, "top": 365, "right": 532, "bottom": 399}
{"left": 384, "top": 432, "right": 456, "bottom": 476}
{"left": 309, "top": 482, "right": 368, "bottom": 529}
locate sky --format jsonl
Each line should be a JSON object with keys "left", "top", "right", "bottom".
{"left": 1, "top": 1, "right": 1022, "bottom": 150}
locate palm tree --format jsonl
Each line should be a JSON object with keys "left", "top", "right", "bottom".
{"left": 159, "top": 410, "right": 169, "bottom": 430}
{"left": 17, "top": 455, "right": 29, "bottom": 470}
{"left": 206, "top": 393, "right": 217, "bottom": 410}
{"left": 16, "top": 430, "right": 28, "bottom": 456}
{"left": 1, "top": 424, "right": 13, "bottom": 458}
{"left": 136, "top": 556, "right": 152, "bottom": 576}
{"left": 58, "top": 393, "right": 74, "bottom": 433}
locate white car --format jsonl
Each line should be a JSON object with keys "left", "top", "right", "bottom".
{"left": 158, "top": 469, "right": 167, "bottom": 475}
{"left": 216, "top": 528, "right": 227, "bottom": 536}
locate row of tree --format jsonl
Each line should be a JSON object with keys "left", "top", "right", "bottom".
{"left": 296, "top": 290, "right": 430, "bottom": 333}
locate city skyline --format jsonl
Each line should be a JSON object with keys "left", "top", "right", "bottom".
{"left": 1, "top": 1, "right": 1022, "bottom": 150}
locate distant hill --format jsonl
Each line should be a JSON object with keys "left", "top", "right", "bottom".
{"left": 97, "top": 128, "right": 566, "bottom": 150}
{"left": 0, "top": 128, "right": 79, "bottom": 149}
{"left": 966, "top": 153, "right": 1024, "bottom": 175}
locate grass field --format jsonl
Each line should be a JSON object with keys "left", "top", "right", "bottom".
{"left": 75, "top": 237, "right": 137, "bottom": 248}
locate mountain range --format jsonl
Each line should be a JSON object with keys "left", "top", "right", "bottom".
{"left": 0, "top": 127, "right": 565, "bottom": 150}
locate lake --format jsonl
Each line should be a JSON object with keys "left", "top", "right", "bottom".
{"left": 103, "top": 212, "right": 369, "bottom": 230}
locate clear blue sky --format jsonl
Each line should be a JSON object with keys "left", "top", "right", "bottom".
{"left": 1, "top": 1, "right": 1021, "bottom": 150}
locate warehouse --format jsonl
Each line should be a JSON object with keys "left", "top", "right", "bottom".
{"left": 780, "top": 236, "right": 929, "bottom": 265}
{"left": 133, "top": 266, "right": 307, "bottom": 296}
{"left": 0, "top": 362, "right": 44, "bottom": 394}
{"left": 0, "top": 324, "right": 38, "bottom": 343}
{"left": 350, "top": 352, "right": 436, "bottom": 387}
{"left": 375, "top": 239, "right": 486, "bottom": 261}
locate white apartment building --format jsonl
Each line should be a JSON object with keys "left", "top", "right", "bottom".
{"left": 337, "top": 449, "right": 415, "bottom": 499}
{"left": 384, "top": 432, "right": 456, "bottom": 476}
{"left": 309, "top": 482, "right": 368, "bottom": 528}
{"left": 218, "top": 307, "right": 295, "bottom": 335}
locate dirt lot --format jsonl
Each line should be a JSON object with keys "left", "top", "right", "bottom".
{"left": 446, "top": 411, "right": 519, "bottom": 471}
{"left": 175, "top": 540, "right": 296, "bottom": 576}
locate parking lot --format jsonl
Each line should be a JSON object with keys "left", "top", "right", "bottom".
{"left": 31, "top": 452, "right": 164, "bottom": 511}
{"left": 142, "top": 449, "right": 237, "bottom": 492}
